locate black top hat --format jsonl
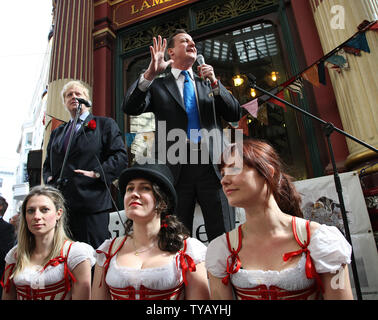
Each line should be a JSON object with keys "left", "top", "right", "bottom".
{"left": 118, "top": 161, "right": 177, "bottom": 211}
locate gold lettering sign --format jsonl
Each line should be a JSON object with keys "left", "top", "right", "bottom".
{"left": 130, "top": 0, "right": 175, "bottom": 14}
{"left": 113, "top": 0, "right": 199, "bottom": 29}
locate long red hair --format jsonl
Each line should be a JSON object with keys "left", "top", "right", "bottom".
{"left": 220, "top": 138, "right": 303, "bottom": 217}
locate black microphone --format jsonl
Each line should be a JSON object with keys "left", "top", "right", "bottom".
{"left": 75, "top": 97, "right": 92, "bottom": 108}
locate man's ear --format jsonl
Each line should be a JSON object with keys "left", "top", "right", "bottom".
{"left": 167, "top": 47, "right": 174, "bottom": 59}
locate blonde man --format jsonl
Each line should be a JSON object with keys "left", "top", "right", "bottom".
{"left": 43, "top": 80, "right": 128, "bottom": 248}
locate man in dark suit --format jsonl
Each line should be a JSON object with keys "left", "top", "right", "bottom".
{"left": 122, "top": 30, "right": 241, "bottom": 241}
{"left": 43, "top": 80, "right": 128, "bottom": 248}
{"left": 0, "top": 196, "right": 15, "bottom": 298}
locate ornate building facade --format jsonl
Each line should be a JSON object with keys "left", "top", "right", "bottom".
{"left": 43, "top": 0, "right": 377, "bottom": 239}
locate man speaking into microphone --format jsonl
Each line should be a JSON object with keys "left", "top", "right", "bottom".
{"left": 43, "top": 80, "right": 128, "bottom": 248}
{"left": 122, "top": 30, "right": 241, "bottom": 241}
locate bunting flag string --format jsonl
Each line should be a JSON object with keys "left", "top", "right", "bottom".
{"left": 240, "top": 19, "right": 376, "bottom": 119}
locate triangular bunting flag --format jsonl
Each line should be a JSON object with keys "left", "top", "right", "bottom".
{"left": 280, "top": 78, "right": 295, "bottom": 88}
{"left": 345, "top": 32, "right": 370, "bottom": 53}
{"left": 287, "top": 78, "right": 304, "bottom": 98}
{"left": 126, "top": 132, "right": 137, "bottom": 147}
{"left": 241, "top": 98, "right": 259, "bottom": 118}
{"left": 302, "top": 65, "right": 320, "bottom": 87}
{"left": 268, "top": 91, "right": 287, "bottom": 111}
{"left": 279, "top": 20, "right": 375, "bottom": 88}
{"left": 326, "top": 53, "right": 348, "bottom": 68}
{"left": 228, "top": 121, "right": 239, "bottom": 128}
{"left": 325, "top": 61, "right": 342, "bottom": 74}
{"left": 237, "top": 114, "right": 249, "bottom": 136}
{"left": 358, "top": 20, "right": 372, "bottom": 30}
{"left": 318, "top": 61, "right": 326, "bottom": 85}
{"left": 343, "top": 46, "right": 362, "bottom": 56}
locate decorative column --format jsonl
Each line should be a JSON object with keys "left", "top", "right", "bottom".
{"left": 311, "top": 0, "right": 378, "bottom": 240}
{"left": 310, "top": 0, "right": 378, "bottom": 167}
{"left": 93, "top": 0, "right": 116, "bottom": 118}
{"left": 43, "top": 0, "right": 94, "bottom": 164}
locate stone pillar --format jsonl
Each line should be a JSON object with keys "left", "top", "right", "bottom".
{"left": 311, "top": 0, "right": 378, "bottom": 243}
{"left": 43, "top": 0, "right": 94, "bottom": 164}
{"left": 93, "top": 0, "right": 116, "bottom": 118}
{"left": 310, "top": 0, "right": 378, "bottom": 166}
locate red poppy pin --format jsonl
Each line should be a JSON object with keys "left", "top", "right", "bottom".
{"left": 85, "top": 119, "right": 96, "bottom": 130}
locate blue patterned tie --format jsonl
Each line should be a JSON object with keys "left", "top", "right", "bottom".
{"left": 181, "top": 70, "right": 201, "bottom": 142}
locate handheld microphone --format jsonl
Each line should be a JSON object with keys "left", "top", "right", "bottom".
{"left": 196, "top": 54, "right": 205, "bottom": 66}
{"left": 196, "top": 54, "right": 211, "bottom": 84}
{"left": 75, "top": 97, "right": 92, "bottom": 108}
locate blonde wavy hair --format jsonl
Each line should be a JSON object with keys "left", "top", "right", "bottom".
{"left": 60, "top": 80, "right": 91, "bottom": 109}
{"left": 11, "top": 186, "right": 72, "bottom": 278}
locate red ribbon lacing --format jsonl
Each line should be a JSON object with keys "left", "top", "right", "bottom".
{"left": 0, "top": 241, "right": 77, "bottom": 295}
{"left": 222, "top": 225, "right": 242, "bottom": 285}
{"left": 1, "top": 263, "right": 15, "bottom": 293}
{"left": 176, "top": 240, "right": 196, "bottom": 286}
{"left": 41, "top": 241, "right": 76, "bottom": 292}
{"left": 96, "top": 236, "right": 128, "bottom": 288}
{"left": 282, "top": 217, "right": 324, "bottom": 293}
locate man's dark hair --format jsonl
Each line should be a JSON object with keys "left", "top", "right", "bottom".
{"left": 166, "top": 29, "right": 188, "bottom": 49}
{"left": 0, "top": 196, "right": 8, "bottom": 216}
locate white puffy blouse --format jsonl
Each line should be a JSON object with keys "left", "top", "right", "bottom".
{"left": 95, "top": 237, "right": 206, "bottom": 290}
{"left": 5, "top": 242, "right": 96, "bottom": 289}
{"left": 205, "top": 224, "right": 352, "bottom": 291}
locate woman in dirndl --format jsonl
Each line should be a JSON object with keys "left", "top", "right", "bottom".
{"left": 91, "top": 162, "right": 210, "bottom": 300}
{"left": 205, "top": 138, "right": 353, "bottom": 300}
{"left": 1, "top": 186, "right": 95, "bottom": 300}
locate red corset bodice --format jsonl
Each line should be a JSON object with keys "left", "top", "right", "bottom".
{"left": 1, "top": 241, "right": 76, "bottom": 300}
{"left": 97, "top": 236, "right": 195, "bottom": 300}
{"left": 222, "top": 217, "right": 324, "bottom": 300}
{"left": 109, "top": 282, "right": 185, "bottom": 300}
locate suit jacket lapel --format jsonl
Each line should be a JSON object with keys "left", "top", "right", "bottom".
{"left": 194, "top": 75, "right": 208, "bottom": 109}
{"left": 59, "top": 114, "right": 93, "bottom": 157}
{"left": 56, "top": 122, "right": 70, "bottom": 154}
{"left": 76, "top": 113, "right": 94, "bottom": 139}
{"left": 163, "top": 73, "right": 185, "bottom": 111}
{"left": 67, "top": 114, "right": 94, "bottom": 156}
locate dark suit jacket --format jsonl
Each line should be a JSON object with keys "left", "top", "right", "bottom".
{"left": 122, "top": 72, "right": 241, "bottom": 182}
{"left": 43, "top": 114, "right": 128, "bottom": 214}
{"left": 0, "top": 218, "right": 15, "bottom": 281}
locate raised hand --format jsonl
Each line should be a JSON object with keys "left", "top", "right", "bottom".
{"left": 144, "top": 35, "right": 173, "bottom": 81}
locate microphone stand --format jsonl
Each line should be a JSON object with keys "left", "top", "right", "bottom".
{"left": 248, "top": 74, "right": 378, "bottom": 300}
{"left": 56, "top": 103, "right": 83, "bottom": 189}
